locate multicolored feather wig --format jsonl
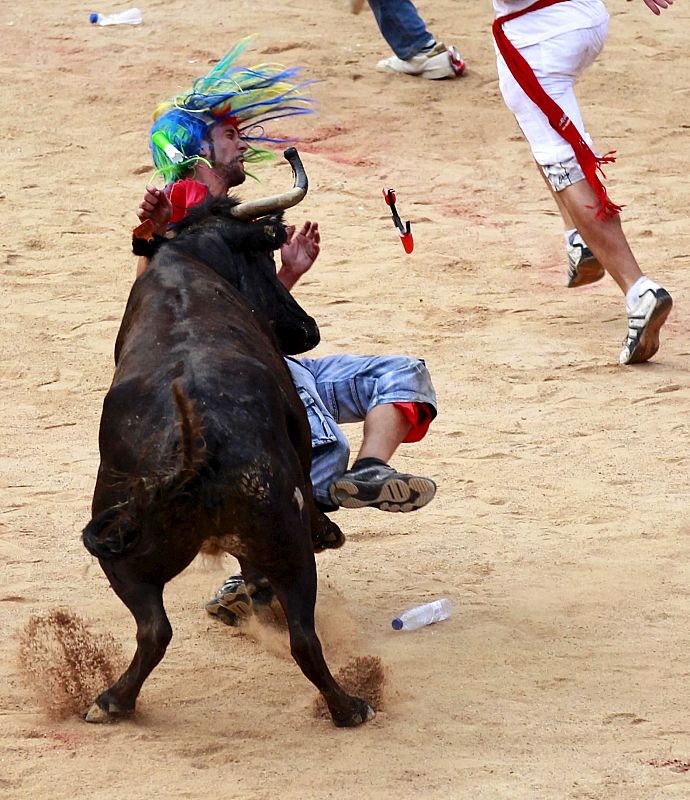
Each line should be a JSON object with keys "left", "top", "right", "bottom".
{"left": 150, "top": 37, "right": 316, "bottom": 184}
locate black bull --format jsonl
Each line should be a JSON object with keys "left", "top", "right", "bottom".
{"left": 82, "top": 197, "right": 374, "bottom": 727}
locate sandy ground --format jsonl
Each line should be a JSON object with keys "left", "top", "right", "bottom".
{"left": 2, "top": 1, "right": 690, "bottom": 798}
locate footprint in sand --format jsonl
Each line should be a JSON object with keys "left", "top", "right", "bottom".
{"left": 603, "top": 712, "right": 648, "bottom": 725}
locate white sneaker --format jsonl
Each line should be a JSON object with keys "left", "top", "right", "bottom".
{"left": 619, "top": 284, "right": 673, "bottom": 365}
{"left": 376, "top": 43, "right": 465, "bottom": 80}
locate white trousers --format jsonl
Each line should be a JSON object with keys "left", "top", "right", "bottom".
{"left": 497, "top": 21, "right": 609, "bottom": 165}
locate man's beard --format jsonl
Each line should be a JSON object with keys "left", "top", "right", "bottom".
{"left": 216, "top": 161, "right": 246, "bottom": 187}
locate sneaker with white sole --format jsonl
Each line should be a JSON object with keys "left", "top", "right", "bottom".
{"left": 376, "top": 42, "right": 465, "bottom": 80}
{"left": 619, "top": 285, "right": 673, "bottom": 365}
{"left": 329, "top": 461, "right": 436, "bottom": 512}
{"left": 566, "top": 231, "right": 605, "bottom": 288}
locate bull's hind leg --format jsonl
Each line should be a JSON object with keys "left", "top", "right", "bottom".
{"left": 86, "top": 568, "right": 171, "bottom": 722}
{"left": 256, "top": 546, "right": 374, "bottom": 728}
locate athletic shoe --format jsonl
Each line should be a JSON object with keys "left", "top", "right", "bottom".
{"left": 376, "top": 43, "right": 465, "bottom": 80}
{"left": 205, "top": 574, "right": 275, "bottom": 626}
{"left": 619, "top": 285, "right": 673, "bottom": 365}
{"left": 328, "top": 462, "right": 436, "bottom": 512}
{"left": 566, "top": 231, "right": 605, "bottom": 288}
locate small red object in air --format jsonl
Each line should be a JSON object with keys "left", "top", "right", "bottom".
{"left": 382, "top": 187, "right": 414, "bottom": 254}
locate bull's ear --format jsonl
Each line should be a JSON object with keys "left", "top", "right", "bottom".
{"left": 261, "top": 218, "right": 288, "bottom": 249}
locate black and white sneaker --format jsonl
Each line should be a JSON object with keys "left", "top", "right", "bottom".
{"left": 328, "top": 461, "right": 436, "bottom": 513}
{"left": 619, "top": 285, "right": 673, "bottom": 365}
{"left": 566, "top": 231, "right": 605, "bottom": 288}
{"left": 205, "top": 574, "right": 274, "bottom": 626}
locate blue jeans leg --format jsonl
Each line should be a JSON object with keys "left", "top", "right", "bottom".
{"left": 286, "top": 355, "right": 437, "bottom": 507}
{"left": 367, "top": 0, "right": 434, "bottom": 60}
{"left": 300, "top": 354, "right": 437, "bottom": 423}
{"left": 285, "top": 358, "right": 351, "bottom": 508}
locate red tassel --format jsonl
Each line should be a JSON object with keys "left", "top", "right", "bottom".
{"left": 494, "top": 0, "right": 621, "bottom": 219}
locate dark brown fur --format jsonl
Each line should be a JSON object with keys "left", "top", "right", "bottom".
{"left": 82, "top": 197, "right": 372, "bottom": 727}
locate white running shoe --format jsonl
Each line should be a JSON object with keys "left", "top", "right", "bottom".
{"left": 619, "top": 284, "right": 673, "bottom": 365}
{"left": 376, "top": 43, "right": 465, "bottom": 80}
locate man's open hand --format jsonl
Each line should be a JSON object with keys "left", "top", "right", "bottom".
{"left": 137, "top": 186, "right": 172, "bottom": 235}
{"left": 278, "top": 221, "right": 321, "bottom": 290}
{"left": 642, "top": 0, "right": 673, "bottom": 14}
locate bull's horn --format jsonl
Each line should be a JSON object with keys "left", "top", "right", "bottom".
{"left": 230, "top": 147, "right": 309, "bottom": 220}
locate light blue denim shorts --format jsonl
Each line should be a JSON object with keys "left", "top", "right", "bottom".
{"left": 285, "top": 354, "right": 437, "bottom": 505}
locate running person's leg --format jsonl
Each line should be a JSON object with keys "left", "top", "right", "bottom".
{"left": 367, "top": 0, "right": 465, "bottom": 79}
{"left": 497, "top": 23, "right": 672, "bottom": 363}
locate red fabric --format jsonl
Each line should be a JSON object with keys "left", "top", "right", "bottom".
{"left": 166, "top": 179, "right": 210, "bottom": 225}
{"left": 493, "top": 0, "right": 622, "bottom": 220}
{"left": 215, "top": 115, "right": 240, "bottom": 131}
{"left": 394, "top": 402, "right": 435, "bottom": 444}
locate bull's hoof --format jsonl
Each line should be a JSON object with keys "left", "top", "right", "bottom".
{"left": 332, "top": 698, "right": 375, "bottom": 728}
{"left": 84, "top": 702, "right": 113, "bottom": 723}
{"left": 84, "top": 698, "right": 133, "bottom": 723}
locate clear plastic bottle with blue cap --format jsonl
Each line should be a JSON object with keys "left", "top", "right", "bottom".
{"left": 391, "top": 598, "right": 452, "bottom": 631}
{"left": 90, "top": 7, "right": 143, "bottom": 26}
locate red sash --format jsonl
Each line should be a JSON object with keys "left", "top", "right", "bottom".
{"left": 493, "top": 0, "right": 621, "bottom": 219}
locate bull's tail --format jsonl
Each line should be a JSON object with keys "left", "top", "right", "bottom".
{"left": 82, "top": 501, "right": 139, "bottom": 560}
{"left": 172, "top": 381, "right": 205, "bottom": 475}
{"left": 82, "top": 382, "right": 207, "bottom": 561}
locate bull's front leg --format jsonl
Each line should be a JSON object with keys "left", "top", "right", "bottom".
{"left": 85, "top": 568, "right": 172, "bottom": 722}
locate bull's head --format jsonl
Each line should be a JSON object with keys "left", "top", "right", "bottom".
{"left": 172, "top": 150, "right": 319, "bottom": 355}
{"left": 261, "top": 274, "right": 320, "bottom": 356}
{"left": 226, "top": 228, "right": 320, "bottom": 355}
{"left": 229, "top": 149, "right": 319, "bottom": 354}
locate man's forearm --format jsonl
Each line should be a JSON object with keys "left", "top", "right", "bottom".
{"left": 136, "top": 255, "right": 150, "bottom": 278}
{"left": 277, "top": 264, "right": 300, "bottom": 291}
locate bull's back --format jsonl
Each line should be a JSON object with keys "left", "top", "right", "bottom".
{"left": 101, "top": 353, "right": 290, "bottom": 469}
{"left": 97, "top": 262, "right": 298, "bottom": 497}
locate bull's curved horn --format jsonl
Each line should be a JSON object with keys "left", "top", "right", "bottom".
{"left": 230, "top": 147, "right": 309, "bottom": 220}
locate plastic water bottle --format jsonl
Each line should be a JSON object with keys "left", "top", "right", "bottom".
{"left": 89, "top": 8, "right": 143, "bottom": 26}
{"left": 392, "top": 598, "right": 452, "bottom": 631}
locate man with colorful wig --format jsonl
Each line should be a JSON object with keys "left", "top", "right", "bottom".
{"left": 135, "top": 39, "right": 439, "bottom": 625}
